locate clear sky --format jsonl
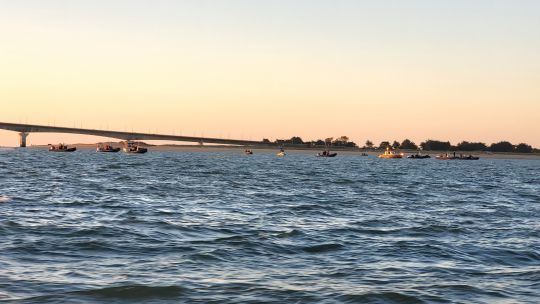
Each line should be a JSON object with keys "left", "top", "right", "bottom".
{"left": 1, "top": 0, "right": 539, "bottom": 147}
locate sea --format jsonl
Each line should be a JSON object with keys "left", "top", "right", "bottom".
{"left": 0, "top": 148, "right": 539, "bottom": 303}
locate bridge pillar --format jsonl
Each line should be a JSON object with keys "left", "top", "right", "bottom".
{"left": 19, "top": 132, "right": 29, "bottom": 147}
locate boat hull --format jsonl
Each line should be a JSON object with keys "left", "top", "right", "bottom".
{"left": 49, "top": 147, "right": 76, "bottom": 152}
{"left": 123, "top": 147, "right": 148, "bottom": 154}
{"left": 436, "top": 156, "right": 479, "bottom": 160}
{"left": 317, "top": 153, "right": 337, "bottom": 157}
{"left": 97, "top": 148, "right": 120, "bottom": 153}
{"left": 378, "top": 155, "right": 402, "bottom": 159}
{"left": 408, "top": 155, "right": 431, "bottom": 159}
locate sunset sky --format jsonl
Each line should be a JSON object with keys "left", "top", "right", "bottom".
{"left": 1, "top": 0, "right": 539, "bottom": 147}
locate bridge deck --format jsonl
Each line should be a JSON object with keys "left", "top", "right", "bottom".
{"left": 0, "top": 122, "right": 272, "bottom": 146}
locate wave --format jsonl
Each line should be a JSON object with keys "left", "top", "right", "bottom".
{"left": 338, "top": 291, "right": 425, "bottom": 303}
{"left": 302, "top": 243, "right": 344, "bottom": 253}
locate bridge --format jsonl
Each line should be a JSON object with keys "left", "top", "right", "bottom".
{"left": 0, "top": 122, "right": 271, "bottom": 147}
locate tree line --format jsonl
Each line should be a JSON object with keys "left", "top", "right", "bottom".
{"left": 363, "top": 139, "right": 537, "bottom": 153}
{"left": 263, "top": 136, "right": 357, "bottom": 148}
{"left": 261, "top": 137, "right": 537, "bottom": 153}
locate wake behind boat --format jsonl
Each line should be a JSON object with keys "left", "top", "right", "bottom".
{"left": 49, "top": 144, "right": 76, "bottom": 152}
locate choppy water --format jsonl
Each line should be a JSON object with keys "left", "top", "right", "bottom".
{"left": 1, "top": 148, "right": 539, "bottom": 303}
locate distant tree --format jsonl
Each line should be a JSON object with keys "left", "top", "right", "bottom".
{"left": 515, "top": 143, "right": 533, "bottom": 153}
{"left": 365, "top": 140, "right": 374, "bottom": 149}
{"left": 489, "top": 141, "right": 514, "bottom": 152}
{"left": 420, "top": 140, "right": 452, "bottom": 151}
{"left": 315, "top": 139, "right": 325, "bottom": 146}
{"left": 379, "top": 141, "right": 391, "bottom": 150}
{"left": 333, "top": 136, "right": 349, "bottom": 146}
{"left": 400, "top": 139, "right": 418, "bottom": 150}
{"left": 290, "top": 136, "right": 304, "bottom": 145}
{"left": 262, "top": 138, "right": 271, "bottom": 143}
{"left": 325, "top": 137, "right": 334, "bottom": 145}
{"left": 456, "top": 141, "right": 487, "bottom": 151}
{"left": 391, "top": 141, "right": 400, "bottom": 149}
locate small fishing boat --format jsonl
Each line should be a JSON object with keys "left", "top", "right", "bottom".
{"left": 49, "top": 144, "right": 76, "bottom": 152}
{"left": 123, "top": 141, "right": 148, "bottom": 154}
{"left": 361, "top": 152, "right": 369, "bottom": 156}
{"left": 97, "top": 144, "right": 120, "bottom": 153}
{"left": 244, "top": 149, "right": 253, "bottom": 155}
{"left": 277, "top": 148, "right": 286, "bottom": 157}
{"left": 317, "top": 143, "right": 337, "bottom": 157}
{"left": 408, "top": 151, "right": 431, "bottom": 159}
{"left": 436, "top": 152, "right": 479, "bottom": 160}
{"left": 378, "top": 147, "right": 403, "bottom": 159}
{"left": 408, "top": 154, "right": 431, "bottom": 159}
{"left": 317, "top": 151, "right": 337, "bottom": 157}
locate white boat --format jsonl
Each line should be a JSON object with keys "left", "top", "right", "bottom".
{"left": 123, "top": 141, "right": 148, "bottom": 154}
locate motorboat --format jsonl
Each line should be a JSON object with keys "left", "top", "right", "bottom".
{"left": 408, "top": 154, "right": 431, "bottom": 159}
{"left": 123, "top": 141, "right": 148, "bottom": 154}
{"left": 277, "top": 148, "right": 286, "bottom": 157}
{"left": 97, "top": 144, "right": 120, "bottom": 153}
{"left": 244, "top": 149, "right": 253, "bottom": 155}
{"left": 49, "top": 144, "right": 76, "bottom": 152}
{"left": 317, "top": 151, "right": 337, "bottom": 157}
{"left": 361, "top": 152, "right": 369, "bottom": 156}
{"left": 436, "top": 152, "right": 479, "bottom": 160}
{"left": 378, "top": 147, "right": 403, "bottom": 159}
{"left": 408, "top": 151, "right": 431, "bottom": 159}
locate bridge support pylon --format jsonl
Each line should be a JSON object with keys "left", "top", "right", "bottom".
{"left": 19, "top": 132, "right": 29, "bottom": 147}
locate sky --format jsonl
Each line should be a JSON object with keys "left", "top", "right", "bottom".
{"left": 1, "top": 0, "right": 539, "bottom": 147}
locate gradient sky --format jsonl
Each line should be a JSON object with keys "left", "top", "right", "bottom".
{"left": 1, "top": 0, "right": 539, "bottom": 147}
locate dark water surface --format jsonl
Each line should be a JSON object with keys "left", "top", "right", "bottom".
{"left": 1, "top": 149, "right": 539, "bottom": 303}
